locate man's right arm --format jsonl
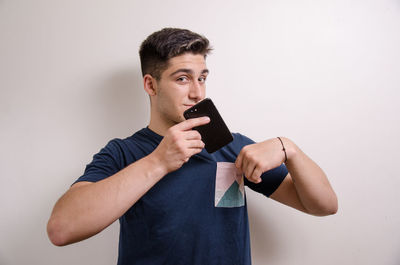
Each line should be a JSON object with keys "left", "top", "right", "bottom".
{"left": 47, "top": 117, "right": 210, "bottom": 246}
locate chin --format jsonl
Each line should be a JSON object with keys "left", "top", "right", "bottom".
{"left": 178, "top": 115, "right": 186, "bottom": 123}
{"left": 170, "top": 112, "right": 185, "bottom": 124}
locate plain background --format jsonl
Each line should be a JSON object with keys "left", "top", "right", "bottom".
{"left": 1, "top": 0, "right": 399, "bottom": 264}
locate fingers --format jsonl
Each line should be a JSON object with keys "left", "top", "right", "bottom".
{"left": 184, "top": 130, "right": 202, "bottom": 140}
{"left": 235, "top": 145, "right": 262, "bottom": 183}
{"left": 235, "top": 146, "right": 250, "bottom": 174}
{"left": 180, "top": 141, "right": 204, "bottom": 163}
{"left": 156, "top": 118, "right": 209, "bottom": 173}
{"left": 177, "top": 116, "right": 210, "bottom": 131}
{"left": 243, "top": 158, "right": 262, "bottom": 184}
{"left": 235, "top": 150, "right": 244, "bottom": 173}
{"left": 249, "top": 167, "right": 262, "bottom": 183}
{"left": 187, "top": 145, "right": 204, "bottom": 157}
{"left": 242, "top": 153, "right": 252, "bottom": 177}
{"left": 186, "top": 139, "right": 205, "bottom": 149}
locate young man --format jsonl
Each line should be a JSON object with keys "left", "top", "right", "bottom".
{"left": 47, "top": 28, "right": 338, "bottom": 265}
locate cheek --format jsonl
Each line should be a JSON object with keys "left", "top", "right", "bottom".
{"left": 201, "top": 86, "right": 206, "bottom": 97}
{"left": 159, "top": 90, "right": 183, "bottom": 112}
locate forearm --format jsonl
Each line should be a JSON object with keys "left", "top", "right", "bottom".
{"left": 282, "top": 137, "right": 338, "bottom": 216}
{"left": 47, "top": 154, "right": 167, "bottom": 246}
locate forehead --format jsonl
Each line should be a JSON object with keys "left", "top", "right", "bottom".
{"left": 163, "top": 53, "right": 207, "bottom": 75}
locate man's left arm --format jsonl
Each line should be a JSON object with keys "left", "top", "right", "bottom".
{"left": 235, "top": 137, "right": 338, "bottom": 216}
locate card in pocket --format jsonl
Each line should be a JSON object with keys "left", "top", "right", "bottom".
{"left": 215, "top": 162, "right": 245, "bottom": 208}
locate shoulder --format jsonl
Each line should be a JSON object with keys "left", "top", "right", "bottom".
{"left": 231, "top": 133, "right": 255, "bottom": 146}
{"left": 93, "top": 129, "right": 150, "bottom": 165}
{"left": 104, "top": 128, "right": 156, "bottom": 153}
{"left": 214, "top": 133, "right": 255, "bottom": 159}
{"left": 98, "top": 137, "right": 132, "bottom": 158}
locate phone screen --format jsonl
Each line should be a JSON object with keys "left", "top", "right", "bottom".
{"left": 183, "top": 98, "right": 233, "bottom": 153}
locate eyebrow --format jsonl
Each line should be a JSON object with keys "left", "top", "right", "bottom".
{"left": 169, "top": 68, "right": 209, "bottom": 77}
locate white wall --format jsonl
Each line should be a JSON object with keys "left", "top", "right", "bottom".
{"left": 1, "top": 0, "right": 399, "bottom": 264}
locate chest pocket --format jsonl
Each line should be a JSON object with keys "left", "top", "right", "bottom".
{"left": 215, "top": 162, "right": 245, "bottom": 207}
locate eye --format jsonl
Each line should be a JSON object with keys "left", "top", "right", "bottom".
{"left": 177, "top": 76, "right": 189, "bottom": 82}
{"left": 198, "top": 76, "right": 207, "bottom": 83}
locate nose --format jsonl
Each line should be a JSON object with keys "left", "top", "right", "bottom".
{"left": 189, "top": 80, "right": 204, "bottom": 101}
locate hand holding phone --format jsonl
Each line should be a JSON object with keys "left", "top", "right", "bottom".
{"left": 183, "top": 98, "right": 233, "bottom": 153}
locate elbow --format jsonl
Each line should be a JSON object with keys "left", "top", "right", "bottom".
{"left": 320, "top": 202, "right": 338, "bottom": 216}
{"left": 47, "top": 216, "right": 71, "bottom": 246}
{"left": 307, "top": 205, "right": 338, "bottom": 217}
{"left": 307, "top": 196, "right": 339, "bottom": 217}
{"left": 329, "top": 198, "right": 339, "bottom": 215}
{"left": 326, "top": 193, "right": 339, "bottom": 215}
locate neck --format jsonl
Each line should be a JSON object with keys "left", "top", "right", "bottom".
{"left": 147, "top": 111, "right": 176, "bottom": 137}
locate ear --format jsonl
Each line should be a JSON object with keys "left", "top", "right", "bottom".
{"left": 143, "top": 74, "right": 157, "bottom": 96}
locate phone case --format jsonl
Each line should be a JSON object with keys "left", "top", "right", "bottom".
{"left": 183, "top": 98, "right": 233, "bottom": 153}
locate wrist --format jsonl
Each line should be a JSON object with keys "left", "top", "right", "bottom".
{"left": 143, "top": 153, "right": 169, "bottom": 179}
{"left": 278, "top": 137, "right": 298, "bottom": 162}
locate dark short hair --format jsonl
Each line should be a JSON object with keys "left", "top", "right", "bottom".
{"left": 139, "top": 28, "right": 212, "bottom": 80}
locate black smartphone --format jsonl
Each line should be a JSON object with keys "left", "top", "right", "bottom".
{"left": 183, "top": 98, "right": 233, "bottom": 153}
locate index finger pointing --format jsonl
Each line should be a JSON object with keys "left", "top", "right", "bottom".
{"left": 178, "top": 116, "right": 210, "bottom": 131}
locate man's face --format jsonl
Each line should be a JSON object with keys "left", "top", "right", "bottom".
{"left": 152, "top": 53, "right": 209, "bottom": 126}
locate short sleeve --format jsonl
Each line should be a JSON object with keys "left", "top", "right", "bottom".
{"left": 234, "top": 133, "right": 288, "bottom": 197}
{"left": 244, "top": 164, "right": 288, "bottom": 197}
{"left": 73, "top": 139, "right": 125, "bottom": 185}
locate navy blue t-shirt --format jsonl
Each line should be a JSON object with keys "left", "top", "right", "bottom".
{"left": 75, "top": 128, "right": 288, "bottom": 265}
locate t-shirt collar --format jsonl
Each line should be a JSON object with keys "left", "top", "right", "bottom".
{"left": 144, "top": 126, "right": 164, "bottom": 142}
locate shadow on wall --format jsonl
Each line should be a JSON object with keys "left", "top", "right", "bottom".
{"left": 4, "top": 193, "right": 119, "bottom": 265}
{"left": 247, "top": 196, "right": 283, "bottom": 264}
{"left": 6, "top": 67, "right": 149, "bottom": 265}
{"left": 87, "top": 66, "right": 149, "bottom": 140}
